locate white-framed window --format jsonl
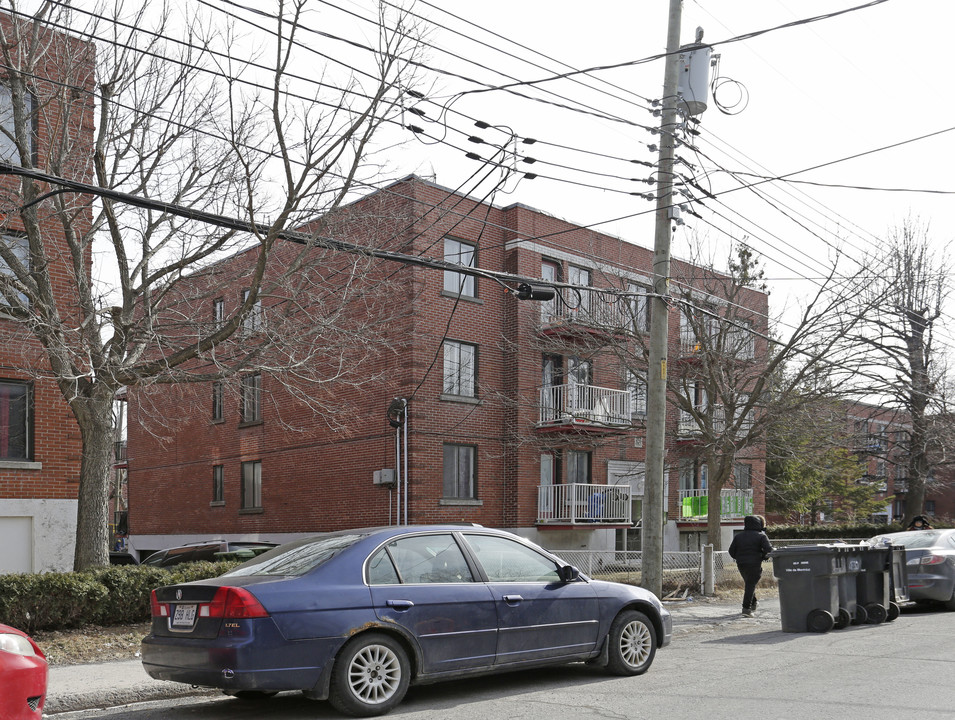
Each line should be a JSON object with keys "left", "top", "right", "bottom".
{"left": 240, "top": 373, "right": 261, "bottom": 423}
{"left": 241, "top": 289, "right": 262, "bottom": 334}
{"left": 627, "top": 369, "right": 647, "bottom": 416}
{"left": 0, "top": 234, "right": 29, "bottom": 306}
{"left": 0, "top": 85, "right": 34, "bottom": 166}
{"left": 213, "top": 297, "right": 225, "bottom": 328}
{"left": 443, "top": 238, "right": 476, "bottom": 297}
{"left": 0, "top": 380, "right": 31, "bottom": 460}
{"left": 567, "top": 265, "right": 591, "bottom": 314}
{"left": 628, "top": 283, "right": 650, "bottom": 333}
{"left": 567, "top": 450, "right": 591, "bottom": 484}
{"left": 241, "top": 460, "right": 262, "bottom": 509}
{"left": 540, "top": 259, "right": 561, "bottom": 322}
{"left": 730, "top": 319, "right": 755, "bottom": 359}
{"left": 443, "top": 340, "right": 476, "bottom": 397}
{"left": 443, "top": 443, "right": 476, "bottom": 499}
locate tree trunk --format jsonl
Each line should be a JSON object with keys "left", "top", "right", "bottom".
{"left": 71, "top": 393, "right": 115, "bottom": 570}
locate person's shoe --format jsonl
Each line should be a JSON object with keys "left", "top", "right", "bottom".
{"left": 742, "top": 608, "right": 754, "bottom": 617}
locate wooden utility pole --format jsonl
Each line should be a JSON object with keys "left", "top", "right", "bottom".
{"left": 642, "top": 0, "right": 684, "bottom": 597}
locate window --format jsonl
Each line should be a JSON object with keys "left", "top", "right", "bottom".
{"left": 567, "top": 450, "right": 590, "bottom": 484}
{"left": 0, "top": 86, "right": 34, "bottom": 166}
{"left": 924, "top": 500, "right": 936, "bottom": 515}
{"left": 213, "top": 297, "right": 225, "bottom": 328}
{"left": 628, "top": 283, "right": 650, "bottom": 333}
{"left": 0, "top": 234, "right": 29, "bottom": 306}
{"left": 240, "top": 373, "right": 261, "bottom": 423}
{"left": 567, "top": 265, "right": 591, "bottom": 314}
{"left": 241, "top": 289, "right": 262, "bottom": 334}
{"left": 369, "top": 534, "right": 474, "bottom": 585}
{"left": 443, "top": 443, "right": 476, "bottom": 499}
{"left": 734, "top": 463, "right": 752, "bottom": 490}
{"left": 0, "top": 380, "right": 31, "bottom": 460}
{"left": 463, "top": 533, "right": 560, "bottom": 583}
{"left": 212, "top": 465, "right": 224, "bottom": 503}
{"left": 730, "top": 319, "right": 755, "bottom": 359}
{"left": 212, "top": 381, "right": 223, "bottom": 422}
{"left": 443, "top": 340, "right": 476, "bottom": 397}
{"left": 241, "top": 460, "right": 262, "bottom": 509}
{"left": 627, "top": 369, "right": 647, "bottom": 416}
{"left": 540, "top": 259, "right": 561, "bottom": 322}
{"left": 443, "top": 238, "right": 475, "bottom": 297}
{"left": 679, "top": 459, "right": 707, "bottom": 491}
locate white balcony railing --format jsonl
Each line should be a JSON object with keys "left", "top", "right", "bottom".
{"left": 678, "top": 405, "right": 754, "bottom": 438}
{"left": 538, "top": 483, "right": 633, "bottom": 525}
{"left": 539, "top": 383, "right": 631, "bottom": 427}
{"left": 678, "top": 488, "right": 753, "bottom": 520}
{"left": 541, "top": 287, "right": 633, "bottom": 332}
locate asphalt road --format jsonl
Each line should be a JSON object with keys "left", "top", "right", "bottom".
{"left": 49, "top": 602, "right": 954, "bottom": 720}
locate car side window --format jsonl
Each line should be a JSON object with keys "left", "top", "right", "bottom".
{"left": 464, "top": 534, "right": 561, "bottom": 583}
{"left": 376, "top": 534, "right": 475, "bottom": 584}
{"left": 367, "top": 548, "right": 401, "bottom": 585}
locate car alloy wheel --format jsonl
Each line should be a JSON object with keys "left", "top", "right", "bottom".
{"left": 606, "top": 609, "right": 657, "bottom": 676}
{"left": 330, "top": 633, "right": 410, "bottom": 717}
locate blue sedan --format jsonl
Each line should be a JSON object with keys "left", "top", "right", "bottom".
{"left": 142, "top": 525, "right": 671, "bottom": 716}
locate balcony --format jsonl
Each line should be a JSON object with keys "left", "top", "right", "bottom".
{"left": 678, "top": 488, "right": 753, "bottom": 521}
{"left": 540, "top": 288, "right": 634, "bottom": 336}
{"left": 677, "top": 406, "right": 753, "bottom": 438}
{"left": 113, "top": 440, "right": 128, "bottom": 466}
{"left": 538, "top": 483, "right": 633, "bottom": 527}
{"left": 538, "top": 384, "right": 631, "bottom": 429}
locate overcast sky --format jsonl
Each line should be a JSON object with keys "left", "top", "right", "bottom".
{"left": 73, "top": 0, "right": 955, "bottom": 350}
{"left": 346, "top": 0, "right": 955, "bottom": 345}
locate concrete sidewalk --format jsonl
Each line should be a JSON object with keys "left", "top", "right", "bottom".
{"left": 44, "top": 595, "right": 775, "bottom": 714}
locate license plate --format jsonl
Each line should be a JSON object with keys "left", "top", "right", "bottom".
{"left": 172, "top": 604, "right": 197, "bottom": 627}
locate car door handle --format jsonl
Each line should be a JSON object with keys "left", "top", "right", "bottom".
{"left": 502, "top": 594, "right": 523, "bottom": 605}
{"left": 386, "top": 599, "right": 415, "bottom": 611}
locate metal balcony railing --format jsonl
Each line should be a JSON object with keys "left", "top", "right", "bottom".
{"left": 540, "top": 287, "right": 634, "bottom": 333}
{"left": 538, "top": 383, "right": 631, "bottom": 427}
{"left": 538, "top": 483, "right": 633, "bottom": 525}
{"left": 678, "top": 488, "right": 753, "bottom": 520}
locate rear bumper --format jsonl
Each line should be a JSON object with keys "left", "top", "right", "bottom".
{"left": 141, "top": 632, "right": 342, "bottom": 693}
{"left": 907, "top": 571, "right": 955, "bottom": 603}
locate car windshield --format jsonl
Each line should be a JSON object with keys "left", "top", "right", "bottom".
{"left": 870, "top": 530, "right": 945, "bottom": 549}
{"left": 222, "top": 534, "right": 367, "bottom": 577}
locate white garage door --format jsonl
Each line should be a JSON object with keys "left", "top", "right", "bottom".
{"left": 0, "top": 517, "right": 33, "bottom": 573}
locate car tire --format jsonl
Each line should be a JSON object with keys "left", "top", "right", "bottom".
{"left": 329, "top": 633, "right": 410, "bottom": 717}
{"left": 605, "top": 609, "right": 657, "bottom": 676}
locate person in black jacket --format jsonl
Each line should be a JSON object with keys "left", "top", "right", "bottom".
{"left": 728, "top": 515, "right": 773, "bottom": 617}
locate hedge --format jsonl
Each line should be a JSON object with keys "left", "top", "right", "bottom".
{"left": 766, "top": 522, "right": 909, "bottom": 540}
{"left": 0, "top": 560, "right": 241, "bottom": 634}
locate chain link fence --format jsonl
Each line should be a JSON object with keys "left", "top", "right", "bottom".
{"left": 547, "top": 539, "right": 857, "bottom": 595}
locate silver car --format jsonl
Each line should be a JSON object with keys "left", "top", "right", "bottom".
{"left": 869, "top": 529, "right": 955, "bottom": 609}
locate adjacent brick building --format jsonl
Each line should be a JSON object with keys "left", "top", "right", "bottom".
{"left": 0, "top": 17, "right": 94, "bottom": 572}
{"left": 126, "top": 176, "right": 769, "bottom": 558}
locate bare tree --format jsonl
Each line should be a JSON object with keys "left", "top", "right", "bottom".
{"left": 659, "top": 243, "right": 868, "bottom": 548}
{"left": 847, "top": 218, "right": 952, "bottom": 525}
{"left": 0, "top": 1, "right": 420, "bottom": 568}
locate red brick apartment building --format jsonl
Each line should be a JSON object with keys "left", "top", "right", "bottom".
{"left": 0, "top": 19, "right": 94, "bottom": 572}
{"left": 126, "top": 176, "right": 769, "bottom": 559}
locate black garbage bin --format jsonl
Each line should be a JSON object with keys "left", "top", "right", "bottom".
{"left": 831, "top": 545, "right": 863, "bottom": 628}
{"left": 771, "top": 545, "right": 850, "bottom": 633}
{"left": 853, "top": 544, "right": 892, "bottom": 624}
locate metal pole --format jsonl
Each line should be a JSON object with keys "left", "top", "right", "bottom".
{"left": 642, "top": 0, "right": 684, "bottom": 598}
{"left": 402, "top": 399, "right": 409, "bottom": 525}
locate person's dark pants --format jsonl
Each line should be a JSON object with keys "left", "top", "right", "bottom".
{"left": 738, "top": 562, "right": 763, "bottom": 610}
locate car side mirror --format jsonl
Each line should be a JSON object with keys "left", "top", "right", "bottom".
{"left": 557, "top": 564, "right": 580, "bottom": 583}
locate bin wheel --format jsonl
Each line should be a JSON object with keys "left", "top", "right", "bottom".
{"left": 864, "top": 603, "right": 887, "bottom": 624}
{"left": 852, "top": 605, "right": 868, "bottom": 625}
{"left": 886, "top": 602, "right": 901, "bottom": 622}
{"left": 806, "top": 609, "right": 834, "bottom": 633}
{"left": 833, "top": 607, "right": 852, "bottom": 629}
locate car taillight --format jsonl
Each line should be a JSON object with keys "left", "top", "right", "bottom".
{"left": 907, "top": 554, "right": 947, "bottom": 566}
{"left": 202, "top": 587, "right": 269, "bottom": 619}
{"left": 150, "top": 589, "right": 169, "bottom": 617}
